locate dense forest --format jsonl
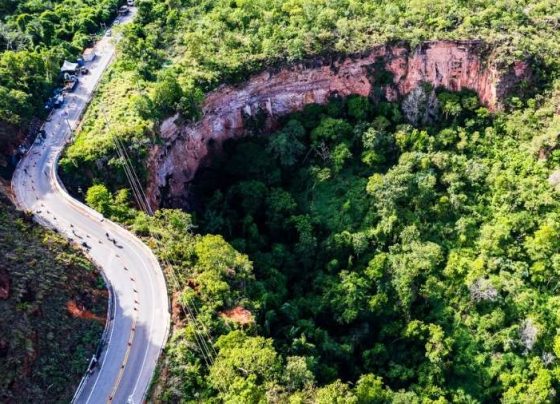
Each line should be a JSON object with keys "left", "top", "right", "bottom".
{"left": 189, "top": 92, "right": 560, "bottom": 401}
{"left": 0, "top": 0, "right": 123, "bottom": 170}
{"left": 59, "top": 0, "right": 560, "bottom": 190}
{"left": 0, "top": 191, "right": 106, "bottom": 402}
{"left": 87, "top": 88, "right": 560, "bottom": 401}
{"left": 44, "top": 0, "right": 560, "bottom": 402}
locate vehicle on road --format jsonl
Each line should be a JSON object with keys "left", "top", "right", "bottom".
{"left": 63, "top": 76, "right": 79, "bottom": 93}
{"left": 118, "top": 5, "right": 129, "bottom": 16}
{"left": 53, "top": 93, "right": 64, "bottom": 108}
{"left": 45, "top": 89, "right": 63, "bottom": 111}
{"left": 44, "top": 98, "right": 54, "bottom": 112}
{"left": 83, "top": 48, "right": 96, "bottom": 63}
{"left": 87, "top": 356, "right": 98, "bottom": 374}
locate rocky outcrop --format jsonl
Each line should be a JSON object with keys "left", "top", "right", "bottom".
{"left": 147, "top": 40, "right": 531, "bottom": 207}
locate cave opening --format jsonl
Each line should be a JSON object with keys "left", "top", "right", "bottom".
{"left": 188, "top": 89, "right": 496, "bottom": 386}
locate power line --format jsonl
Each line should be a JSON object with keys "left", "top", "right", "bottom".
{"left": 100, "top": 104, "right": 221, "bottom": 376}
{"left": 115, "top": 134, "right": 217, "bottom": 369}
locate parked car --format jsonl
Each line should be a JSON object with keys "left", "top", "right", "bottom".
{"left": 53, "top": 94, "right": 64, "bottom": 109}
{"left": 45, "top": 89, "right": 63, "bottom": 111}
{"left": 127, "top": 0, "right": 134, "bottom": 6}
{"left": 44, "top": 98, "right": 54, "bottom": 112}
{"left": 82, "top": 48, "right": 95, "bottom": 63}
{"left": 63, "top": 76, "right": 78, "bottom": 93}
{"left": 118, "top": 5, "right": 129, "bottom": 16}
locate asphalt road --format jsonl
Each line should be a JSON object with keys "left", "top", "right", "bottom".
{"left": 11, "top": 9, "right": 170, "bottom": 404}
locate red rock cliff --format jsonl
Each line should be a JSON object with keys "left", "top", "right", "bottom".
{"left": 147, "top": 40, "right": 530, "bottom": 207}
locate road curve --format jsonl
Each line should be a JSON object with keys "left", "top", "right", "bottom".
{"left": 11, "top": 9, "right": 170, "bottom": 404}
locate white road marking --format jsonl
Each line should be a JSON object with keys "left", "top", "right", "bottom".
{"left": 85, "top": 274, "right": 118, "bottom": 404}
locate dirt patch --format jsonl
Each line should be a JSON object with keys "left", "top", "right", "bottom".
{"left": 66, "top": 300, "right": 105, "bottom": 324}
{"left": 170, "top": 291, "right": 186, "bottom": 328}
{"left": 220, "top": 306, "right": 254, "bottom": 326}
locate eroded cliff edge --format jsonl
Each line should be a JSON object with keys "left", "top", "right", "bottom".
{"left": 147, "top": 40, "right": 531, "bottom": 207}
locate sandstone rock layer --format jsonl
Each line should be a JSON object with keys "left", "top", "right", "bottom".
{"left": 148, "top": 40, "right": 530, "bottom": 207}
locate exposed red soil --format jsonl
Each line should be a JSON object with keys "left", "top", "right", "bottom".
{"left": 66, "top": 300, "right": 105, "bottom": 324}
{"left": 170, "top": 291, "right": 186, "bottom": 328}
{"left": 220, "top": 306, "right": 254, "bottom": 326}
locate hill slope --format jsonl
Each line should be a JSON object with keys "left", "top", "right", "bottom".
{"left": 0, "top": 191, "right": 107, "bottom": 402}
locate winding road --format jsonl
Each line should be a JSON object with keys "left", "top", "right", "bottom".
{"left": 11, "top": 8, "right": 170, "bottom": 404}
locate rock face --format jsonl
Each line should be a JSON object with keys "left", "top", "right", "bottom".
{"left": 147, "top": 40, "right": 531, "bottom": 207}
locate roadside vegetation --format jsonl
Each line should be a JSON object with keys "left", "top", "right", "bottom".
{"left": 55, "top": 0, "right": 560, "bottom": 401}
{"left": 0, "top": 0, "right": 124, "bottom": 170}
{"left": 0, "top": 192, "right": 107, "bottom": 402}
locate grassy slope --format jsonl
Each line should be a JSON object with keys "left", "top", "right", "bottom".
{"left": 0, "top": 192, "right": 107, "bottom": 403}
